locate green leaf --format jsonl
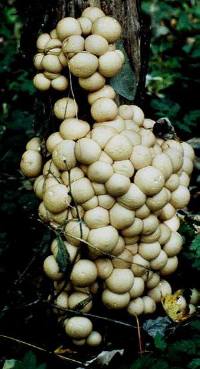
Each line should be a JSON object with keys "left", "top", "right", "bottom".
{"left": 170, "top": 340, "right": 197, "bottom": 355}
{"left": 188, "top": 358, "right": 200, "bottom": 369}
{"left": 109, "top": 41, "right": 136, "bottom": 101}
{"left": 22, "top": 352, "right": 37, "bottom": 369}
{"left": 56, "top": 235, "right": 71, "bottom": 273}
{"left": 2, "top": 360, "right": 22, "bottom": 369}
{"left": 154, "top": 334, "right": 167, "bottom": 351}
{"left": 131, "top": 355, "right": 169, "bottom": 369}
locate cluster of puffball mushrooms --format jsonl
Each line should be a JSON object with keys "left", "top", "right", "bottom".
{"left": 20, "top": 6, "right": 196, "bottom": 347}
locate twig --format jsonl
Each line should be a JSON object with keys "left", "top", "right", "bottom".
{"left": 50, "top": 302, "right": 138, "bottom": 329}
{"left": 0, "top": 334, "right": 85, "bottom": 366}
{"left": 134, "top": 315, "right": 144, "bottom": 354}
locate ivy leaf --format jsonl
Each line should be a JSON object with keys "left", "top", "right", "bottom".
{"left": 154, "top": 334, "right": 167, "bottom": 351}
{"left": 170, "top": 340, "right": 197, "bottom": 355}
{"left": 188, "top": 358, "right": 200, "bottom": 369}
{"left": 143, "top": 316, "right": 171, "bottom": 337}
{"left": 109, "top": 41, "right": 136, "bottom": 101}
{"left": 131, "top": 355, "right": 169, "bottom": 369}
{"left": 190, "top": 234, "right": 200, "bottom": 271}
{"left": 56, "top": 235, "right": 71, "bottom": 274}
{"left": 22, "top": 352, "right": 37, "bottom": 369}
{"left": 2, "top": 360, "right": 22, "bottom": 369}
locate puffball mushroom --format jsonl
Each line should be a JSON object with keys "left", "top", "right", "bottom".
{"left": 163, "top": 231, "right": 183, "bottom": 257}
{"left": 33, "top": 73, "right": 51, "bottom": 90}
{"left": 127, "top": 297, "right": 144, "bottom": 316}
{"left": 88, "top": 161, "right": 113, "bottom": 183}
{"left": 92, "top": 16, "right": 122, "bottom": 43}
{"left": 99, "top": 51, "right": 123, "bottom": 77}
{"left": 60, "top": 118, "right": 90, "bottom": 141}
{"left": 131, "top": 145, "right": 152, "bottom": 170}
{"left": 95, "top": 258, "right": 113, "bottom": 279}
{"left": 64, "top": 220, "right": 89, "bottom": 246}
{"left": 88, "top": 226, "right": 119, "bottom": 254}
{"left": 42, "top": 55, "right": 62, "bottom": 73}
{"left": 117, "top": 183, "right": 146, "bottom": 210}
{"left": 170, "top": 185, "right": 190, "bottom": 209}
{"left": 51, "top": 75, "right": 68, "bottom": 91}
{"left": 43, "top": 184, "right": 70, "bottom": 213}
{"left": 20, "top": 150, "right": 42, "bottom": 177}
{"left": 102, "top": 289, "right": 130, "bottom": 309}
{"left": 91, "top": 126, "right": 117, "bottom": 149}
{"left": 86, "top": 331, "right": 102, "bottom": 346}
{"left": 69, "top": 52, "right": 98, "bottom": 78}
{"left": 121, "top": 218, "right": 143, "bottom": 237}
{"left": 131, "top": 254, "right": 150, "bottom": 277}
{"left": 160, "top": 256, "right": 178, "bottom": 276}
{"left": 152, "top": 153, "right": 173, "bottom": 180}
{"left": 148, "top": 280, "right": 172, "bottom": 303}
{"left": 91, "top": 97, "right": 118, "bottom": 122}
{"left": 78, "top": 17, "right": 92, "bottom": 35}
{"left": 129, "top": 277, "right": 145, "bottom": 298}
{"left": 134, "top": 166, "right": 165, "bottom": 196}
{"left": 85, "top": 34, "right": 109, "bottom": 56}
{"left": 51, "top": 238, "right": 79, "bottom": 262}
{"left": 64, "top": 316, "right": 93, "bottom": 339}
{"left": 75, "top": 138, "right": 101, "bottom": 165}
{"left": 36, "top": 33, "right": 51, "bottom": 51}
{"left": 43, "top": 255, "right": 63, "bottom": 280}
{"left": 46, "top": 132, "right": 63, "bottom": 153}
{"left": 139, "top": 242, "right": 161, "bottom": 261}
{"left": 54, "top": 97, "right": 78, "bottom": 120}
{"left": 113, "top": 160, "right": 134, "bottom": 178}
{"left": 70, "top": 259, "right": 97, "bottom": 287}
{"left": 52, "top": 140, "right": 76, "bottom": 170}
{"left": 98, "top": 194, "right": 115, "bottom": 209}
{"left": 132, "top": 105, "right": 144, "bottom": 126}
{"left": 71, "top": 178, "right": 95, "bottom": 204}
{"left": 105, "top": 173, "right": 131, "bottom": 197}
{"left": 56, "top": 17, "right": 82, "bottom": 41}
{"left": 84, "top": 206, "right": 109, "bottom": 228}
{"left": 105, "top": 269, "right": 134, "bottom": 294}
{"left": 81, "top": 6, "right": 105, "bottom": 22}
{"left": 79, "top": 72, "right": 105, "bottom": 92}
{"left": 110, "top": 203, "right": 135, "bottom": 230}
{"left": 150, "top": 250, "right": 168, "bottom": 270}
{"left": 33, "top": 53, "right": 44, "bottom": 70}
{"left": 62, "top": 35, "right": 85, "bottom": 54}
{"left": 104, "top": 134, "right": 132, "bottom": 161}
{"left": 88, "top": 85, "right": 116, "bottom": 105}
{"left": 143, "top": 296, "right": 156, "bottom": 314}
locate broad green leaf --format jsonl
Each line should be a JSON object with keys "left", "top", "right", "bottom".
{"left": 154, "top": 334, "right": 167, "bottom": 351}
{"left": 109, "top": 41, "right": 136, "bottom": 101}
{"left": 56, "top": 235, "right": 71, "bottom": 273}
{"left": 3, "top": 360, "right": 22, "bottom": 369}
{"left": 188, "top": 358, "right": 200, "bottom": 369}
{"left": 22, "top": 351, "right": 37, "bottom": 369}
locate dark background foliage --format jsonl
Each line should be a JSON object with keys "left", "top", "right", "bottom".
{"left": 0, "top": 0, "right": 200, "bottom": 368}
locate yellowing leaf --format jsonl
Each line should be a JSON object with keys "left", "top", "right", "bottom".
{"left": 161, "top": 290, "right": 191, "bottom": 322}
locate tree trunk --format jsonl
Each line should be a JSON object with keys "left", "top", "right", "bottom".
{"left": 17, "top": 0, "right": 149, "bottom": 105}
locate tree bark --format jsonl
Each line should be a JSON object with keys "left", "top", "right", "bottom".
{"left": 17, "top": 0, "right": 149, "bottom": 105}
